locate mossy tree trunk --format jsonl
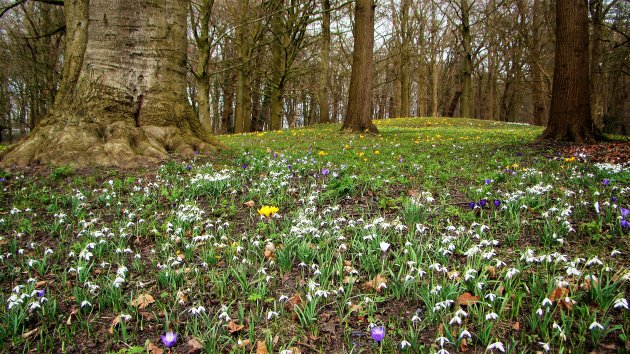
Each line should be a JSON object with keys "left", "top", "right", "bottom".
{"left": 2, "top": 0, "right": 221, "bottom": 168}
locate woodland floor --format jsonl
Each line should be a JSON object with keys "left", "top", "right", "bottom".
{"left": 0, "top": 118, "right": 629, "bottom": 354}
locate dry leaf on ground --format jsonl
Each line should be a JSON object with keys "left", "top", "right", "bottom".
{"left": 363, "top": 274, "right": 387, "bottom": 293}
{"left": 227, "top": 320, "right": 245, "bottom": 334}
{"left": 186, "top": 337, "right": 205, "bottom": 354}
{"left": 456, "top": 292, "right": 480, "bottom": 306}
{"left": 256, "top": 340, "right": 269, "bottom": 354}
{"left": 130, "top": 293, "right": 155, "bottom": 309}
{"left": 148, "top": 342, "right": 164, "bottom": 354}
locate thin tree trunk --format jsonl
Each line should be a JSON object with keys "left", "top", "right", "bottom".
{"left": 318, "top": 0, "right": 331, "bottom": 124}
{"left": 460, "top": 0, "right": 472, "bottom": 118}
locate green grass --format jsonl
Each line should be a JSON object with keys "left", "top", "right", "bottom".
{"left": 0, "top": 117, "right": 628, "bottom": 353}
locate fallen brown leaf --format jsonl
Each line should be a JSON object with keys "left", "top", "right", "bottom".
{"left": 21, "top": 327, "right": 38, "bottom": 339}
{"left": 227, "top": 320, "right": 245, "bottom": 334}
{"left": 460, "top": 338, "right": 469, "bottom": 352}
{"left": 130, "top": 293, "right": 155, "bottom": 309}
{"left": 363, "top": 274, "right": 387, "bottom": 293}
{"left": 148, "top": 342, "right": 164, "bottom": 354}
{"left": 256, "top": 340, "right": 269, "bottom": 354}
{"left": 264, "top": 243, "right": 275, "bottom": 260}
{"left": 244, "top": 200, "right": 255, "bottom": 207}
{"left": 108, "top": 314, "right": 131, "bottom": 334}
{"left": 186, "top": 337, "right": 205, "bottom": 354}
{"left": 512, "top": 322, "right": 520, "bottom": 331}
{"left": 456, "top": 292, "right": 480, "bottom": 306}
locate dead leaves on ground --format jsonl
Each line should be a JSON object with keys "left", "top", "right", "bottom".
{"left": 363, "top": 274, "right": 387, "bottom": 293}
{"left": 130, "top": 293, "right": 155, "bottom": 309}
{"left": 549, "top": 287, "right": 574, "bottom": 311}
{"left": 456, "top": 292, "right": 480, "bottom": 306}
{"left": 227, "top": 320, "right": 245, "bottom": 334}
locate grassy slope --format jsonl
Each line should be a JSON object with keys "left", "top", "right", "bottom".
{"left": 0, "top": 117, "right": 628, "bottom": 353}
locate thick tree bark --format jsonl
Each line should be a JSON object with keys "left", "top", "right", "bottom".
{"left": 318, "top": 0, "right": 331, "bottom": 124}
{"left": 342, "top": 0, "right": 378, "bottom": 133}
{"left": 459, "top": 0, "right": 472, "bottom": 118}
{"left": 540, "top": 0, "right": 599, "bottom": 143}
{"left": 2, "top": 0, "right": 221, "bottom": 167}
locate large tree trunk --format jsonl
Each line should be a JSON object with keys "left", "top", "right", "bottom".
{"left": 342, "top": 0, "right": 378, "bottom": 133}
{"left": 2, "top": 0, "right": 221, "bottom": 167}
{"left": 540, "top": 0, "right": 599, "bottom": 143}
{"left": 459, "top": 0, "right": 472, "bottom": 118}
{"left": 318, "top": 0, "right": 331, "bottom": 124}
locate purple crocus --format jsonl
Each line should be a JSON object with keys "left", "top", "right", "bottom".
{"left": 622, "top": 207, "right": 630, "bottom": 220}
{"left": 494, "top": 199, "right": 501, "bottom": 208}
{"left": 611, "top": 197, "right": 617, "bottom": 203}
{"left": 321, "top": 168, "right": 330, "bottom": 176}
{"left": 603, "top": 179, "right": 610, "bottom": 186}
{"left": 370, "top": 325, "right": 385, "bottom": 343}
{"left": 161, "top": 331, "right": 178, "bottom": 348}
{"left": 186, "top": 165, "right": 192, "bottom": 171}
{"left": 479, "top": 199, "right": 487, "bottom": 208}
{"left": 193, "top": 150, "right": 199, "bottom": 156}
{"left": 241, "top": 164, "right": 248, "bottom": 169}
{"left": 621, "top": 219, "right": 630, "bottom": 230}
{"left": 36, "top": 289, "right": 45, "bottom": 297}
{"left": 469, "top": 202, "right": 477, "bottom": 209}
{"left": 484, "top": 179, "right": 492, "bottom": 185}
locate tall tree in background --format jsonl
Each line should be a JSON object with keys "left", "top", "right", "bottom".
{"left": 540, "top": 0, "right": 599, "bottom": 142}
{"left": 342, "top": 0, "right": 378, "bottom": 133}
{"left": 1, "top": 0, "right": 221, "bottom": 167}
{"left": 318, "top": 0, "right": 331, "bottom": 124}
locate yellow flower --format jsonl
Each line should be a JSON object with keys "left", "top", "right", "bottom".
{"left": 564, "top": 157, "right": 576, "bottom": 163}
{"left": 318, "top": 151, "right": 328, "bottom": 156}
{"left": 258, "top": 205, "right": 279, "bottom": 218}
{"left": 374, "top": 150, "right": 380, "bottom": 155}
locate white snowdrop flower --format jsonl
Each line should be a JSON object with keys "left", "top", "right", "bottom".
{"left": 505, "top": 268, "right": 519, "bottom": 279}
{"left": 589, "top": 321, "right": 604, "bottom": 330}
{"left": 485, "top": 312, "right": 498, "bottom": 321}
{"left": 539, "top": 342, "right": 550, "bottom": 352}
{"left": 314, "top": 290, "right": 330, "bottom": 298}
{"left": 485, "top": 293, "right": 497, "bottom": 302}
{"left": 594, "top": 201, "right": 600, "bottom": 213}
{"left": 430, "top": 285, "right": 442, "bottom": 294}
{"left": 536, "top": 308, "right": 544, "bottom": 316}
{"left": 437, "top": 349, "right": 449, "bottom": 354}
{"left": 566, "top": 267, "right": 581, "bottom": 276}
{"left": 44, "top": 248, "right": 53, "bottom": 256}
{"left": 477, "top": 282, "right": 485, "bottom": 290}
{"left": 404, "top": 274, "right": 415, "bottom": 282}
{"left": 552, "top": 322, "right": 561, "bottom": 331}
{"left": 112, "top": 276, "right": 125, "bottom": 288}
{"left": 459, "top": 329, "right": 471, "bottom": 338}
{"left": 487, "top": 342, "right": 505, "bottom": 352}
{"left": 267, "top": 310, "right": 279, "bottom": 320}
{"left": 611, "top": 249, "right": 621, "bottom": 257}
{"left": 613, "top": 298, "right": 628, "bottom": 310}
{"left": 400, "top": 340, "right": 411, "bottom": 349}
{"left": 435, "top": 336, "right": 450, "bottom": 346}
{"left": 29, "top": 302, "right": 41, "bottom": 311}
{"left": 449, "top": 316, "right": 462, "bottom": 325}
{"left": 455, "top": 308, "right": 468, "bottom": 317}
{"left": 411, "top": 315, "right": 421, "bottom": 324}
{"left": 379, "top": 242, "right": 390, "bottom": 252}
{"left": 542, "top": 298, "right": 553, "bottom": 306}
{"left": 278, "top": 295, "right": 289, "bottom": 302}
{"left": 585, "top": 257, "right": 603, "bottom": 267}
{"left": 464, "top": 269, "right": 477, "bottom": 281}
{"left": 81, "top": 300, "right": 92, "bottom": 308}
